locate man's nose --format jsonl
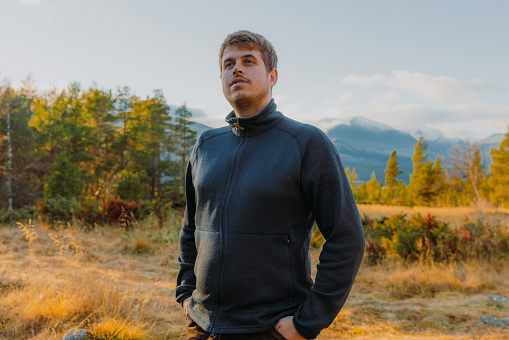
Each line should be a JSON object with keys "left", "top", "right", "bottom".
{"left": 232, "top": 63, "right": 244, "bottom": 75}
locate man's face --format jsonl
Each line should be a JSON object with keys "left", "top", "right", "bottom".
{"left": 221, "top": 46, "right": 277, "bottom": 112}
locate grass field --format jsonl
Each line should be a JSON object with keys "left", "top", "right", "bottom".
{"left": 1, "top": 205, "right": 508, "bottom": 339}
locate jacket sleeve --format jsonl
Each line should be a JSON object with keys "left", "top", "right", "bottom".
{"left": 175, "top": 157, "right": 198, "bottom": 305}
{"left": 292, "top": 128, "right": 365, "bottom": 339}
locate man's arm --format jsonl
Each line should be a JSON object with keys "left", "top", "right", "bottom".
{"left": 292, "top": 128, "right": 365, "bottom": 339}
{"left": 176, "top": 160, "right": 198, "bottom": 305}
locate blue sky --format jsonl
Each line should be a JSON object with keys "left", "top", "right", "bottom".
{"left": 1, "top": 0, "right": 508, "bottom": 141}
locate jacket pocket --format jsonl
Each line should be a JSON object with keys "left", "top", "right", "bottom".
{"left": 221, "top": 233, "right": 293, "bottom": 314}
{"left": 193, "top": 229, "right": 221, "bottom": 308}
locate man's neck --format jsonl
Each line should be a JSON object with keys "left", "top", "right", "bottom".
{"left": 233, "top": 97, "right": 272, "bottom": 118}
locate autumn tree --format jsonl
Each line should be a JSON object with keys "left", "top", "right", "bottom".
{"left": 0, "top": 83, "right": 40, "bottom": 209}
{"left": 383, "top": 150, "right": 403, "bottom": 204}
{"left": 345, "top": 167, "right": 359, "bottom": 197}
{"left": 409, "top": 137, "right": 439, "bottom": 206}
{"left": 81, "top": 87, "right": 118, "bottom": 202}
{"left": 430, "top": 156, "right": 446, "bottom": 206}
{"left": 113, "top": 86, "right": 134, "bottom": 170}
{"left": 489, "top": 127, "right": 509, "bottom": 207}
{"left": 450, "top": 143, "right": 487, "bottom": 205}
{"left": 127, "top": 90, "right": 173, "bottom": 200}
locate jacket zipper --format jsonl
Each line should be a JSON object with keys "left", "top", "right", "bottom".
{"left": 210, "top": 132, "right": 247, "bottom": 336}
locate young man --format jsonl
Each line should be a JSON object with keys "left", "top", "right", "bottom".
{"left": 176, "top": 30, "right": 365, "bottom": 340}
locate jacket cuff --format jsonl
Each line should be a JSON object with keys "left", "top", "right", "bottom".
{"left": 293, "top": 316, "right": 315, "bottom": 340}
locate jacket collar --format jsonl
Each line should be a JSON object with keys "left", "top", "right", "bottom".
{"left": 225, "top": 99, "right": 283, "bottom": 137}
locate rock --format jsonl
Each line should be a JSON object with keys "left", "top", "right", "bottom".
{"left": 477, "top": 315, "right": 509, "bottom": 329}
{"left": 486, "top": 295, "right": 509, "bottom": 305}
{"left": 62, "top": 329, "right": 91, "bottom": 340}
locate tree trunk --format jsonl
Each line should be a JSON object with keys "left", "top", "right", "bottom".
{"left": 6, "top": 89, "right": 13, "bottom": 211}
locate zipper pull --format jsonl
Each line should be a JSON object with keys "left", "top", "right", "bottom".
{"left": 233, "top": 122, "right": 244, "bottom": 131}
{"left": 209, "top": 330, "right": 216, "bottom": 339}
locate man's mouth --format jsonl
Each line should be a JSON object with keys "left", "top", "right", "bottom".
{"left": 230, "top": 77, "right": 248, "bottom": 86}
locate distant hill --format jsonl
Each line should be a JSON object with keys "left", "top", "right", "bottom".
{"left": 189, "top": 117, "right": 504, "bottom": 184}
{"left": 475, "top": 133, "right": 505, "bottom": 169}
{"left": 190, "top": 122, "right": 211, "bottom": 138}
{"left": 324, "top": 117, "right": 502, "bottom": 183}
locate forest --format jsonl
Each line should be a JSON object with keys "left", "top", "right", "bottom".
{"left": 346, "top": 133, "right": 509, "bottom": 208}
{"left": 0, "top": 80, "right": 196, "bottom": 225}
{"left": 1, "top": 79, "right": 509, "bottom": 226}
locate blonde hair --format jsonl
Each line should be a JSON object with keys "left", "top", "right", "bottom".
{"left": 219, "top": 30, "right": 278, "bottom": 74}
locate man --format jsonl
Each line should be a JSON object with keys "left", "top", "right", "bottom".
{"left": 176, "top": 30, "right": 364, "bottom": 340}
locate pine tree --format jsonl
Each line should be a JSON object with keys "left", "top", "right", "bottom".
{"left": 82, "top": 87, "right": 118, "bottom": 203}
{"left": 409, "top": 137, "right": 435, "bottom": 206}
{"left": 383, "top": 150, "right": 403, "bottom": 204}
{"left": 430, "top": 156, "right": 446, "bottom": 206}
{"left": 0, "top": 83, "right": 40, "bottom": 209}
{"left": 356, "top": 182, "right": 368, "bottom": 203}
{"left": 385, "top": 150, "right": 402, "bottom": 188}
{"left": 127, "top": 90, "right": 173, "bottom": 200}
{"left": 366, "top": 171, "right": 382, "bottom": 203}
{"left": 43, "top": 154, "right": 84, "bottom": 200}
{"left": 489, "top": 127, "right": 509, "bottom": 207}
{"left": 171, "top": 103, "right": 197, "bottom": 199}
{"left": 345, "top": 167, "right": 358, "bottom": 197}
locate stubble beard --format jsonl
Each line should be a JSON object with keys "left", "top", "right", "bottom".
{"left": 229, "top": 86, "right": 271, "bottom": 116}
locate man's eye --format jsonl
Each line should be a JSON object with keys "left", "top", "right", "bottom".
{"left": 245, "top": 59, "right": 254, "bottom": 64}
{"left": 225, "top": 62, "right": 233, "bottom": 68}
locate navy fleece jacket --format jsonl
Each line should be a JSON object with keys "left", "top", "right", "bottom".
{"left": 176, "top": 99, "right": 364, "bottom": 339}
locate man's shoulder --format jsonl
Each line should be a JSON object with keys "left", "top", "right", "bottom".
{"left": 276, "top": 116, "right": 329, "bottom": 143}
{"left": 197, "top": 126, "right": 231, "bottom": 145}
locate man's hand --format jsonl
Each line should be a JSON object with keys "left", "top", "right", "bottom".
{"left": 275, "top": 316, "right": 306, "bottom": 340}
{"left": 183, "top": 297, "right": 193, "bottom": 325}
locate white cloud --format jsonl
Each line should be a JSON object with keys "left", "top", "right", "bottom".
{"left": 340, "top": 71, "right": 474, "bottom": 102}
{"left": 449, "top": 102, "right": 509, "bottom": 129}
{"left": 383, "top": 70, "right": 471, "bottom": 101}
{"left": 340, "top": 74, "right": 385, "bottom": 87}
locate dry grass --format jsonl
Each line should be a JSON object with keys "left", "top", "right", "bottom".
{"left": 0, "top": 218, "right": 182, "bottom": 340}
{"left": 0, "top": 206, "right": 508, "bottom": 339}
{"left": 357, "top": 204, "right": 509, "bottom": 229}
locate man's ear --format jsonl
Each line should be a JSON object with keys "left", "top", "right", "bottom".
{"left": 269, "top": 69, "right": 278, "bottom": 88}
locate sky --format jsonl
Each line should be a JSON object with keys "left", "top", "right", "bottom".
{"left": 1, "top": 0, "right": 508, "bottom": 141}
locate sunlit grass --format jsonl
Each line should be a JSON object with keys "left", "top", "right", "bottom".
{"left": 0, "top": 207, "right": 508, "bottom": 339}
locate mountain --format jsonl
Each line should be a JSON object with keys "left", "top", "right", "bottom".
{"left": 476, "top": 133, "right": 505, "bottom": 169}
{"left": 325, "top": 117, "right": 460, "bottom": 183}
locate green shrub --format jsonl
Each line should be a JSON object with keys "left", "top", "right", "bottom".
{"left": 363, "top": 212, "right": 509, "bottom": 263}
{"left": 0, "top": 206, "right": 37, "bottom": 224}
{"left": 454, "top": 219, "right": 509, "bottom": 260}
{"left": 37, "top": 197, "right": 80, "bottom": 224}
{"left": 115, "top": 172, "right": 146, "bottom": 201}
{"left": 43, "top": 155, "right": 84, "bottom": 200}
{"left": 134, "top": 201, "right": 154, "bottom": 220}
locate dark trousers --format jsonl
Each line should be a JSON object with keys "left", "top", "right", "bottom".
{"left": 187, "top": 322, "right": 286, "bottom": 340}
